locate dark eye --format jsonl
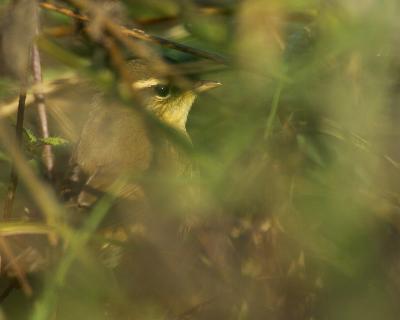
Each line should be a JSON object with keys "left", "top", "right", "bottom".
{"left": 154, "top": 84, "right": 171, "bottom": 98}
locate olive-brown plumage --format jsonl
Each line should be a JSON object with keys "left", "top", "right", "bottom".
{"left": 72, "top": 60, "right": 220, "bottom": 207}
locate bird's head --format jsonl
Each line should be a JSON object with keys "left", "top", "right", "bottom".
{"left": 128, "top": 60, "right": 221, "bottom": 131}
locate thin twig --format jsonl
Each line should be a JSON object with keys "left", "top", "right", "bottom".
{"left": 40, "top": 2, "right": 89, "bottom": 22}
{"left": 126, "top": 29, "right": 228, "bottom": 64}
{"left": 0, "top": 237, "right": 32, "bottom": 296}
{"left": 39, "top": 2, "right": 229, "bottom": 65}
{"left": 0, "top": 91, "right": 33, "bottom": 296}
{"left": 32, "top": 42, "right": 55, "bottom": 180}
{"left": 3, "top": 92, "right": 26, "bottom": 219}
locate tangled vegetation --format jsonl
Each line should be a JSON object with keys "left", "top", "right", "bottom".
{"left": 1, "top": 0, "right": 400, "bottom": 319}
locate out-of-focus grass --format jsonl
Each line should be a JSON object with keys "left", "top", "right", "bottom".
{"left": 1, "top": 0, "right": 400, "bottom": 319}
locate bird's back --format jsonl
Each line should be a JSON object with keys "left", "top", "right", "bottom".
{"left": 75, "top": 102, "right": 153, "bottom": 176}
{"left": 72, "top": 101, "right": 154, "bottom": 207}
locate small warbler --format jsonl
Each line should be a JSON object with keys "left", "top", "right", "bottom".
{"left": 71, "top": 60, "right": 221, "bottom": 207}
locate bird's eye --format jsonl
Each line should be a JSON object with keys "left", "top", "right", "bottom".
{"left": 154, "top": 84, "right": 171, "bottom": 98}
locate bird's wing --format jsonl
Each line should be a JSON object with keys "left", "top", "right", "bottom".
{"left": 77, "top": 167, "right": 147, "bottom": 208}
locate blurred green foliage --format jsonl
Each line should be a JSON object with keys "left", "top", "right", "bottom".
{"left": 1, "top": 0, "right": 400, "bottom": 319}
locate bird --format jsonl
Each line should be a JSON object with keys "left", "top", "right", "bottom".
{"left": 68, "top": 61, "right": 231, "bottom": 312}
{"left": 70, "top": 59, "right": 221, "bottom": 208}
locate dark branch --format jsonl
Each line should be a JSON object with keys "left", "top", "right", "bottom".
{"left": 39, "top": 2, "right": 229, "bottom": 65}
{"left": 3, "top": 92, "right": 26, "bottom": 220}
{"left": 32, "top": 43, "right": 55, "bottom": 180}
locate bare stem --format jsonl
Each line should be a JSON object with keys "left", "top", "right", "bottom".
{"left": 32, "top": 43, "right": 54, "bottom": 180}
{"left": 3, "top": 92, "right": 26, "bottom": 220}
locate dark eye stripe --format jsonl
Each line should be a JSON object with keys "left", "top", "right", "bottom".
{"left": 154, "top": 84, "right": 171, "bottom": 97}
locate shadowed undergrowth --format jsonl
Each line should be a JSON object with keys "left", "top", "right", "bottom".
{"left": 1, "top": 0, "right": 400, "bottom": 319}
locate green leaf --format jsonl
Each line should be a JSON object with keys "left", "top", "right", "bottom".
{"left": 23, "top": 127, "right": 38, "bottom": 144}
{"left": 39, "top": 136, "right": 69, "bottom": 146}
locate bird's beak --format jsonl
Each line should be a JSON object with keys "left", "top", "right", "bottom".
{"left": 194, "top": 80, "right": 222, "bottom": 93}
